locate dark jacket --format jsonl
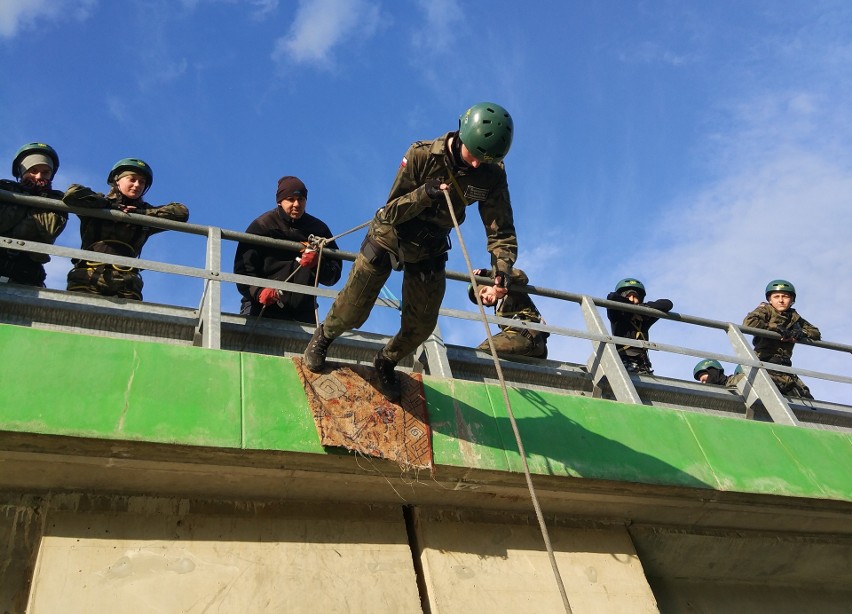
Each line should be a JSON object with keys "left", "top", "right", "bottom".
{"left": 606, "top": 293, "right": 674, "bottom": 356}
{"left": 0, "top": 179, "right": 67, "bottom": 284}
{"left": 234, "top": 207, "right": 341, "bottom": 323}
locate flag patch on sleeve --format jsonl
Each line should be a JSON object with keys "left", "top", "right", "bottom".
{"left": 400, "top": 156, "right": 407, "bottom": 168}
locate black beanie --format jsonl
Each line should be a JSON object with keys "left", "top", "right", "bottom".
{"left": 276, "top": 176, "right": 308, "bottom": 202}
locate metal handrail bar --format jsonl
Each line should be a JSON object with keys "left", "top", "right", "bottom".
{"left": 2, "top": 188, "right": 850, "bottom": 404}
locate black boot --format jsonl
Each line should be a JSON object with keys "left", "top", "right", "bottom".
{"left": 373, "top": 349, "right": 401, "bottom": 402}
{"left": 304, "top": 324, "right": 333, "bottom": 372}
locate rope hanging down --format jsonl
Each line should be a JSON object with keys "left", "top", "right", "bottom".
{"left": 441, "top": 189, "right": 573, "bottom": 614}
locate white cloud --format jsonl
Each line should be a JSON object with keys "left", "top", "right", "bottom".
{"left": 271, "top": 0, "right": 381, "bottom": 66}
{"left": 0, "top": 0, "right": 95, "bottom": 38}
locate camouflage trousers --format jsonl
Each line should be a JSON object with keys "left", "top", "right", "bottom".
{"left": 67, "top": 264, "right": 144, "bottom": 301}
{"left": 477, "top": 329, "right": 547, "bottom": 360}
{"left": 324, "top": 251, "right": 446, "bottom": 363}
{"left": 768, "top": 370, "right": 813, "bottom": 399}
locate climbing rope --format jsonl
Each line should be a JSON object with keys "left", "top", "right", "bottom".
{"left": 442, "top": 189, "right": 573, "bottom": 614}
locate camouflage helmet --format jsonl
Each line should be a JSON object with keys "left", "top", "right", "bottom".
{"left": 108, "top": 158, "right": 153, "bottom": 195}
{"left": 615, "top": 278, "right": 646, "bottom": 300}
{"left": 693, "top": 359, "right": 723, "bottom": 380}
{"left": 12, "top": 142, "right": 59, "bottom": 179}
{"left": 765, "top": 279, "right": 795, "bottom": 299}
{"left": 458, "top": 102, "right": 514, "bottom": 163}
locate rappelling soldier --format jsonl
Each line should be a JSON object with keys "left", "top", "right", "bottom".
{"left": 606, "top": 278, "right": 673, "bottom": 374}
{"left": 468, "top": 267, "right": 548, "bottom": 360}
{"left": 304, "top": 102, "right": 518, "bottom": 401}
{"left": 743, "top": 279, "right": 820, "bottom": 399}
{"left": 64, "top": 158, "right": 189, "bottom": 300}
{"left": 0, "top": 143, "right": 68, "bottom": 286}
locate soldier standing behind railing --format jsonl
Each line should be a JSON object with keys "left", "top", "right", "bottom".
{"left": 63, "top": 158, "right": 189, "bottom": 301}
{"left": 743, "top": 279, "right": 820, "bottom": 399}
{"left": 0, "top": 143, "right": 68, "bottom": 286}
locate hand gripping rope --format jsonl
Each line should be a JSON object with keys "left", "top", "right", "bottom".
{"left": 441, "top": 189, "right": 574, "bottom": 613}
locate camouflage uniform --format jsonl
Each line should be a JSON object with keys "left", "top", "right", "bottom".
{"left": 701, "top": 366, "right": 744, "bottom": 389}
{"left": 323, "top": 132, "right": 517, "bottom": 363}
{"left": 0, "top": 179, "right": 67, "bottom": 286}
{"left": 470, "top": 268, "right": 547, "bottom": 359}
{"left": 63, "top": 184, "right": 189, "bottom": 300}
{"left": 743, "top": 302, "right": 820, "bottom": 398}
{"left": 606, "top": 293, "right": 673, "bottom": 374}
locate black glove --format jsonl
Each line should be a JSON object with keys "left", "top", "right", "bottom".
{"left": 424, "top": 178, "right": 445, "bottom": 202}
{"left": 494, "top": 273, "right": 510, "bottom": 290}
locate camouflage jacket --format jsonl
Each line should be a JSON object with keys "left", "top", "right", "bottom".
{"left": 743, "top": 302, "right": 821, "bottom": 364}
{"left": 469, "top": 268, "right": 546, "bottom": 336}
{"left": 0, "top": 179, "right": 67, "bottom": 264}
{"left": 370, "top": 132, "right": 517, "bottom": 275}
{"left": 63, "top": 184, "right": 189, "bottom": 259}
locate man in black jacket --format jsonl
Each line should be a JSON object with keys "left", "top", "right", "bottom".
{"left": 606, "top": 277, "right": 673, "bottom": 374}
{"left": 234, "top": 176, "right": 341, "bottom": 324}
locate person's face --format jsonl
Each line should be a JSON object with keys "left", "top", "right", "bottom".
{"left": 116, "top": 173, "right": 147, "bottom": 199}
{"left": 698, "top": 372, "right": 709, "bottom": 383}
{"left": 21, "top": 164, "right": 53, "bottom": 190}
{"left": 479, "top": 285, "right": 498, "bottom": 306}
{"left": 768, "top": 291, "right": 793, "bottom": 312}
{"left": 460, "top": 144, "right": 482, "bottom": 169}
{"left": 279, "top": 196, "right": 307, "bottom": 220}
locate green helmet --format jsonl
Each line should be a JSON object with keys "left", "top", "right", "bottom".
{"left": 12, "top": 142, "right": 59, "bottom": 179}
{"left": 615, "top": 278, "right": 646, "bottom": 299}
{"left": 765, "top": 279, "right": 795, "bottom": 299}
{"left": 693, "top": 359, "right": 723, "bottom": 380}
{"left": 734, "top": 365, "right": 744, "bottom": 375}
{"left": 458, "top": 102, "right": 513, "bottom": 163}
{"left": 108, "top": 158, "right": 153, "bottom": 194}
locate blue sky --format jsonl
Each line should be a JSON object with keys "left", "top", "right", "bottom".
{"left": 2, "top": 0, "right": 851, "bottom": 403}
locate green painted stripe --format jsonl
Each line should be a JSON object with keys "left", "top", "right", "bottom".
{"left": 1, "top": 324, "right": 850, "bottom": 502}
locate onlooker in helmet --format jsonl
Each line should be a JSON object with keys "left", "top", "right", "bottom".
{"left": 303, "top": 102, "right": 517, "bottom": 402}
{"left": 742, "top": 279, "right": 820, "bottom": 399}
{"left": 693, "top": 359, "right": 743, "bottom": 388}
{"left": 234, "top": 176, "right": 342, "bottom": 324}
{"left": 467, "top": 267, "right": 548, "bottom": 360}
{"left": 0, "top": 143, "right": 68, "bottom": 286}
{"left": 606, "top": 278, "right": 673, "bottom": 375}
{"left": 63, "top": 158, "right": 189, "bottom": 300}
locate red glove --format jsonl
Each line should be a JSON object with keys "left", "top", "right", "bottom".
{"left": 258, "top": 287, "right": 281, "bottom": 306}
{"left": 299, "top": 249, "right": 318, "bottom": 270}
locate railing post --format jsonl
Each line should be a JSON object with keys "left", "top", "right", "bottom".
{"left": 194, "top": 227, "right": 223, "bottom": 349}
{"left": 418, "top": 322, "right": 453, "bottom": 378}
{"left": 581, "top": 296, "right": 642, "bottom": 404}
{"left": 726, "top": 324, "right": 799, "bottom": 426}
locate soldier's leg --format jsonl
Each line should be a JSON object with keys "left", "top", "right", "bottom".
{"left": 382, "top": 268, "right": 446, "bottom": 363}
{"left": 305, "top": 252, "right": 391, "bottom": 372}
{"left": 323, "top": 252, "right": 392, "bottom": 339}
{"left": 477, "top": 331, "right": 535, "bottom": 359}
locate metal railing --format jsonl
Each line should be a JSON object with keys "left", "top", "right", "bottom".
{"left": 2, "top": 189, "right": 851, "bottom": 428}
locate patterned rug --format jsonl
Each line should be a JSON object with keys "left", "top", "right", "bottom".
{"left": 293, "top": 357, "right": 433, "bottom": 472}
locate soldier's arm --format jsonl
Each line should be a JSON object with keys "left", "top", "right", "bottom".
{"left": 62, "top": 184, "right": 112, "bottom": 209}
{"left": 148, "top": 202, "right": 189, "bottom": 222}
{"left": 19, "top": 210, "right": 68, "bottom": 245}
{"left": 646, "top": 298, "right": 674, "bottom": 313}
{"left": 478, "top": 172, "right": 517, "bottom": 279}
{"left": 797, "top": 316, "right": 821, "bottom": 341}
